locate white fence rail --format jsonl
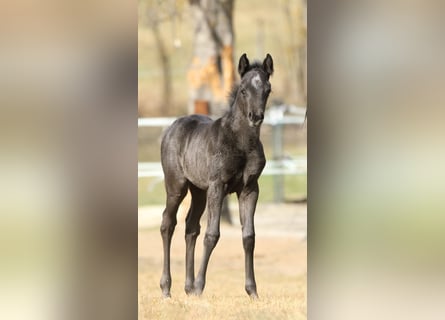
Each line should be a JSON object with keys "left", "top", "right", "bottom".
{"left": 138, "top": 106, "right": 306, "bottom": 201}
{"left": 138, "top": 114, "right": 306, "bottom": 128}
{"left": 138, "top": 158, "right": 307, "bottom": 178}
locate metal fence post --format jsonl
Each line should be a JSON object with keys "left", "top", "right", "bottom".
{"left": 270, "top": 106, "right": 285, "bottom": 203}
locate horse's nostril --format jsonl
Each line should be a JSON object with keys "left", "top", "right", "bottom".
{"left": 248, "top": 111, "right": 264, "bottom": 123}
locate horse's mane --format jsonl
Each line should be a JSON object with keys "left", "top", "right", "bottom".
{"left": 248, "top": 61, "right": 263, "bottom": 70}
{"left": 227, "top": 83, "right": 239, "bottom": 108}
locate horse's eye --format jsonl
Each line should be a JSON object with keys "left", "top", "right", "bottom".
{"left": 241, "top": 89, "right": 247, "bottom": 96}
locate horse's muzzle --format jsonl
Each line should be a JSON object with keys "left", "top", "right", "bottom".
{"left": 248, "top": 111, "right": 264, "bottom": 127}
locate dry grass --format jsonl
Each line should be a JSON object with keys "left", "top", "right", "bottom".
{"left": 139, "top": 287, "right": 306, "bottom": 320}
{"left": 138, "top": 204, "right": 307, "bottom": 319}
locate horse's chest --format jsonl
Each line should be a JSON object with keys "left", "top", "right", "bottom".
{"left": 241, "top": 154, "right": 266, "bottom": 183}
{"left": 216, "top": 152, "right": 265, "bottom": 191}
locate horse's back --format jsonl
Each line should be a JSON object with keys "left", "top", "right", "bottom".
{"left": 161, "top": 115, "right": 213, "bottom": 184}
{"left": 162, "top": 114, "right": 213, "bottom": 147}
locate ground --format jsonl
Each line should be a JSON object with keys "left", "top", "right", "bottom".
{"left": 138, "top": 203, "right": 307, "bottom": 320}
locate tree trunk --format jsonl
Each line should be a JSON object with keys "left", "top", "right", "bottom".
{"left": 151, "top": 24, "right": 171, "bottom": 114}
{"left": 188, "top": 0, "right": 235, "bottom": 224}
{"left": 187, "top": 0, "right": 235, "bottom": 115}
{"left": 283, "top": 0, "right": 307, "bottom": 106}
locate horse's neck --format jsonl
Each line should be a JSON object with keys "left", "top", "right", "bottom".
{"left": 221, "top": 109, "right": 261, "bottom": 150}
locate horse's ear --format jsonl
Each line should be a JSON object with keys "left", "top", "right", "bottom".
{"left": 263, "top": 53, "right": 274, "bottom": 76}
{"left": 238, "top": 53, "right": 250, "bottom": 77}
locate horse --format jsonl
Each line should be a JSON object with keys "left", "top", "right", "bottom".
{"left": 159, "top": 53, "right": 274, "bottom": 299}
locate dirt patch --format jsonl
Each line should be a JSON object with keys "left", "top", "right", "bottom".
{"left": 138, "top": 203, "right": 307, "bottom": 319}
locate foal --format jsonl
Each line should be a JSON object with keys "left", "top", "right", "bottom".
{"left": 160, "top": 53, "right": 274, "bottom": 299}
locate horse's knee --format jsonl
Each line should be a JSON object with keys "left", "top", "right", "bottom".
{"left": 243, "top": 234, "right": 255, "bottom": 252}
{"left": 160, "top": 220, "right": 176, "bottom": 232}
{"left": 185, "top": 224, "right": 200, "bottom": 237}
{"left": 160, "top": 216, "right": 177, "bottom": 236}
{"left": 185, "top": 230, "right": 200, "bottom": 243}
{"left": 204, "top": 233, "right": 220, "bottom": 248}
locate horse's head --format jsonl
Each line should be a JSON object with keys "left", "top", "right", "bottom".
{"left": 237, "top": 53, "right": 274, "bottom": 127}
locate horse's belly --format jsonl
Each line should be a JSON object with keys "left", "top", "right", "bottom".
{"left": 186, "top": 176, "right": 209, "bottom": 191}
{"left": 182, "top": 157, "right": 210, "bottom": 190}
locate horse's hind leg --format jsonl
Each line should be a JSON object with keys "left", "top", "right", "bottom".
{"left": 184, "top": 185, "right": 206, "bottom": 295}
{"left": 160, "top": 178, "right": 188, "bottom": 298}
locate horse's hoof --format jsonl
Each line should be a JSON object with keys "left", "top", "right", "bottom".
{"left": 160, "top": 286, "right": 171, "bottom": 298}
{"left": 245, "top": 284, "right": 258, "bottom": 298}
{"left": 160, "top": 276, "right": 172, "bottom": 296}
{"left": 192, "top": 288, "right": 203, "bottom": 296}
{"left": 249, "top": 292, "right": 259, "bottom": 300}
{"left": 162, "top": 292, "right": 171, "bottom": 299}
{"left": 184, "top": 284, "right": 194, "bottom": 295}
{"left": 193, "top": 279, "right": 205, "bottom": 295}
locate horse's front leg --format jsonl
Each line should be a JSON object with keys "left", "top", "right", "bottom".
{"left": 193, "top": 182, "right": 224, "bottom": 295}
{"left": 238, "top": 181, "right": 260, "bottom": 299}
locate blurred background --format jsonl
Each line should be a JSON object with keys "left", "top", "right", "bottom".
{"left": 3, "top": 1, "right": 445, "bottom": 319}
{"left": 138, "top": 0, "right": 307, "bottom": 116}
